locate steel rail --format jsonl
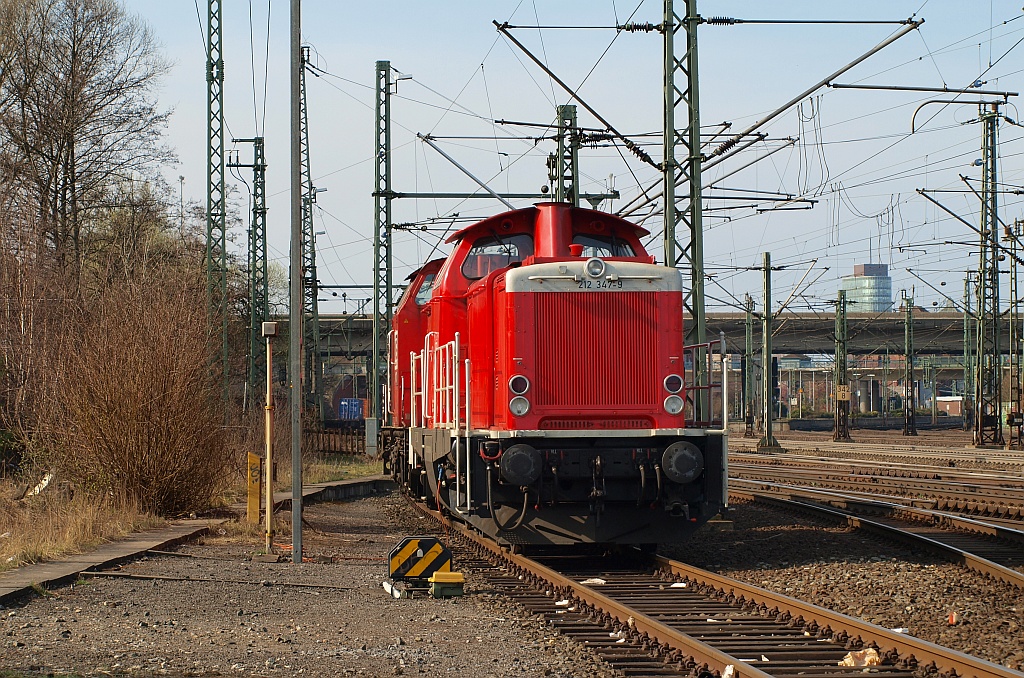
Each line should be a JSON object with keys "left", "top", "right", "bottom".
{"left": 730, "top": 452, "right": 1024, "bottom": 482}
{"left": 412, "top": 496, "right": 1022, "bottom": 678}
{"left": 652, "top": 553, "right": 1023, "bottom": 678}
{"left": 764, "top": 483, "right": 1024, "bottom": 523}
{"left": 730, "top": 476, "right": 1024, "bottom": 540}
{"left": 729, "top": 438, "right": 1024, "bottom": 465}
{"left": 731, "top": 460, "right": 1022, "bottom": 486}
{"left": 410, "top": 499, "right": 772, "bottom": 678}
{"left": 460, "top": 521, "right": 774, "bottom": 678}
{"left": 730, "top": 483, "right": 1024, "bottom": 590}
{"left": 730, "top": 436, "right": 1020, "bottom": 456}
{"left": 730, "top": 468, "right": 1024, "bottom": 513}
{"left": 731, "top": 465, "right": 1024, "bottom": 498}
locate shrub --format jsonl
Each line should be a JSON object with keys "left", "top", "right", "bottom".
{"left": 40, "top": 269, "right": 230, "bottom": 515}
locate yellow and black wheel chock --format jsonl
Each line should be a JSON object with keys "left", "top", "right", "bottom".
{"left": 384, "top": 536, "right": 463, "bottom": 599}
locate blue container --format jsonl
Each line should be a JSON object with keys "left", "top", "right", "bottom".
{"left": 338, "top": 398, "right": 364, "bottom": 421}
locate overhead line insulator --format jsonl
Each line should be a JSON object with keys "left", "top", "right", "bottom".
{"left": 705, "top": 16, "right": 738, "bottom": 25}
{"left": 617, "top": 22, "right": 660, "bottom": 33}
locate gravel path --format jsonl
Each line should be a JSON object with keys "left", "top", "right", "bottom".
{"left": 662, "top": 499, "right": 1024, "bottom": 671}
{"left": 0, "top": 492, "right": 617, "bottom": 677}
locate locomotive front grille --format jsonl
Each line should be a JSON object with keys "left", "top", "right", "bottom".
{"left": 533, "top": 291, "right": 658, "bottom": 408}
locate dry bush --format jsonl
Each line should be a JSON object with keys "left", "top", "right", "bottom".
{"left": 0, "top": 479, "right": 164, "bottom": 571}
{"left": 40, "top": 268, "right": 230, "bottom": 516}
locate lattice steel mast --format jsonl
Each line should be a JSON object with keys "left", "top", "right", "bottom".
{"left": 553, "top": 104, "right": 579, "bottom": 206}
{"left": 833, "top": 290, "right": 852, "bottom": 442}
{"left": 371, "top": 60, "right": 394, "bottom": 431}
{"left": 1009, "top": 220, "right": 1024, "bottom": 449}
{"left": 758, "top": 252, "right": 779, "bottom": 449}
{"left": 300, "top": 47, "right": 322, "bottom": 420}
{"left": 975, "top": 103, "right": 1003, "bottom": 446}
{"left": 229, "top": 138, "right": 268, "bottom": 407}
{"left": 743, "top": 294, "right": 755, "bottom": 438}
{"left": 663, "top": 0, "right": 708, "bottom": 421}
{"left": 904, "top": 294, "right": 918, "bottom": 436}
{"left": 206, "top": 0, "right": 228, "bottom": 401}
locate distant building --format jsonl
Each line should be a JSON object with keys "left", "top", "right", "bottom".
{"left": 841, "top": 263, "right": 893, "bottom": 313}
{"left": 778, "top": 354, "right": 813, "bottom": 369}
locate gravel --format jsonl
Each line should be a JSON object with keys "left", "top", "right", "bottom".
{"left": 0, "top": 492, "right": 618, "bottom": 677}
{"left": 662, "top": 498, "right": 1024, "bottom": 671}
{"left": 3, "top": 489, "right": 1021, "bottom": 675}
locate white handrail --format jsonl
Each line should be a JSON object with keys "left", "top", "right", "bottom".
{"left": 462, "top": 357, "right": 472, "bottom": 513}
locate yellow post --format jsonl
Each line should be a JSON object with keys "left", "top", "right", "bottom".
{"left": 262, "top": 322, "right": 278, "bottom": 553}
{"left": 246, "top": 453, "right": 261, "bottom": 524}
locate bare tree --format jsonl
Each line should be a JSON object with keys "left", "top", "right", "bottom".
{"left": 0, "top": 0, "right": 172, "bottom": 291}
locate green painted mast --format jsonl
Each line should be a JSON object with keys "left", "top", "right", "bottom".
{"left": 229, "top": 138, "right": 268, "bottom": 407}
{"left": 664, "top": 0, "right": 708, "bottom": 421}
{"left": 975, "top": 103, "right": 1003, "bottom": 446}
{"left": 904, "top": 294, "right": 918, "bottom": 436}
{"left": 206, "top": 0, "right": 228, "bottom": 403}
{"left": 300, "top": 47, "right": 322, "bottom": 421}
{"left": 554, "top": 104, "right": 579, "bottom": 206}
{"left": 370, "top": 60, "right": 394, "bottom": 434}
{"left": 834, "top": 290, "right": 852, "bottom": 441}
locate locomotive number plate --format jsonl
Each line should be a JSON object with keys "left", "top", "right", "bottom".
{"left": 577, "top": 279, "right": 623, "bottom": 290}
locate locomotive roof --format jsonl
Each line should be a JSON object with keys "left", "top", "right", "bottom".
{"left": 444, "top": 203, "right": 649, "bottom": 245}
{"left": 404, "top": 257, "right": 446, "bottom": 281}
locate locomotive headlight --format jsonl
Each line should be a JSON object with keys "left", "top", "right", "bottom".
{"left": 509, "top": 396, "right": 530, "bottom": 416}
{"left": 584, "top": 257, "right": 606, "bottom": 278}
{"left": 508, "top": 374, "right": 530, "bottom": 395}
{"left": 663, "top": 374, "right": 683, "bottom": 394}
{"left": 664, "top": 394, "right": 684, "bottom": 415}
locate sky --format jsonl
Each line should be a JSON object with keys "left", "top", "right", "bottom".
{"left": 125, "top": 1, "right": 1024, "bottom": 317}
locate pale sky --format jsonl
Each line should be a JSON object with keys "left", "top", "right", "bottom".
{"left": 126, "top": 1, "right": 1024, "bottom": 315}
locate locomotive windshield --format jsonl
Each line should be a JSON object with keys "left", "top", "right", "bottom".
{"left": 415, "top": 272, "right": 436, "bottom": 306}
{"left": 462, "top": 233, "right": 534, "bottom": 280}
{"left": 572, "top": 233, "right": 635, "bottom": 258}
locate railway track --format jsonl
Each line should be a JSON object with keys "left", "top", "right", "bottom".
{"left": 729, "top": 480, "right": 1024, "bottom": 590}
{"left": 729, "top": 452, "right": 1024, "bottom": 523}
{"left": 414, "top": 500, "right": 1024, "bottom": 678}
{"left": 730, "top": 437, "right": 1024, "bottom": 471}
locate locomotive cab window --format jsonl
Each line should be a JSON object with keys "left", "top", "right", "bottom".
{"left": 414, "top": 272, "right": 437, "bottom": 306}
{"left": 461, "top": 233, "right": 534, "bottom": 280}
{"left": 572, "top": 233, "right": 635, "bottom": 258}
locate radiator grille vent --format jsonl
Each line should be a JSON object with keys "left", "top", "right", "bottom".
{"left": 534, "top": 292, "right": 658, "bottom": 408}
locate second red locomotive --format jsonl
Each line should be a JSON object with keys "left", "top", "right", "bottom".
{"left": 388, "top": 202, "right": 727, "bottom": 546}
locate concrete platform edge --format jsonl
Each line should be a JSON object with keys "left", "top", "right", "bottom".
{"left": 0, "top": 523, "right": 210, "bottom": 607}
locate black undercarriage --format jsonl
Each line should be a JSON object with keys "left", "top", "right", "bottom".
{"left": 389, "top": 427, "right": 727, "bottom": 546}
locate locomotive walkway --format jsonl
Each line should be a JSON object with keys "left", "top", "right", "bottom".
{"left": 0, "top": 475, "right": 391, "bottom": 606}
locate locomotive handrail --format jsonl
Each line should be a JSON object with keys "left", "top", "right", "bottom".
{"left": 422, "top": 332, "right": 435, "bottom": 425}
{"left": 683, "top": 340, "right": 727, "bottom": 429}
{"left": 419, "top": 331, "right": 467, "bottom": 431}
{"left": 410, "top": 350, "right": 422, "bottom": 428}
{"left": 386, "top": 329, "right": 398, "bottom": 419}
{"left": 455, "top": 356, "right": 472, "bottom": 515}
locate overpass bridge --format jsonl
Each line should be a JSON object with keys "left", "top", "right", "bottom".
{"left": 309, "top": 309, "right": 980, "bottom": 416}
{"left": 316, "top": 308, "right": 973, "bottom": 359}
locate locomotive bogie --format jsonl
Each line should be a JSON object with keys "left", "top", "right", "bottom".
{"left": 396, "top": 426, "right": 727, "bottom": 545}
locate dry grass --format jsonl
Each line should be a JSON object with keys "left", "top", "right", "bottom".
{"left": 298, "top": 455, "right": 383, "bottom": 486}
{"left": 0, "top": 449, "right": 382, "bottom": 572}
{"left": 0, "top": 479, "right": 165, "bottom": 572}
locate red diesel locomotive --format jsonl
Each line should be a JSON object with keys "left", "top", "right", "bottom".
{"left": 388, "top": 202, "right": 728, "bottom": 546}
